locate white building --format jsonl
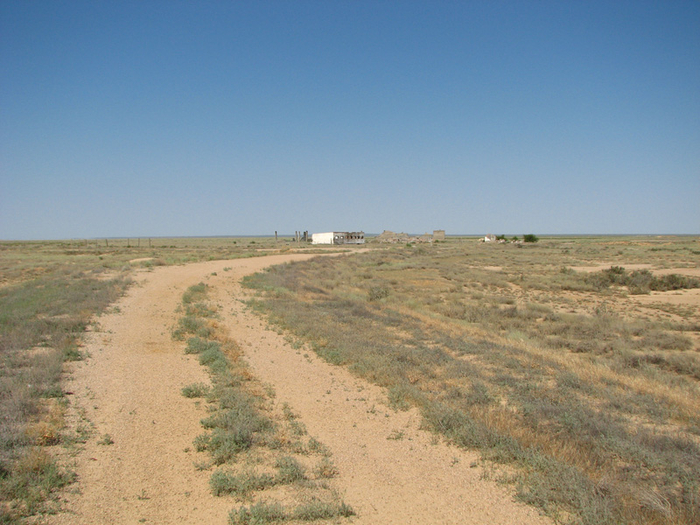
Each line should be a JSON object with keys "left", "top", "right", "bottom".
{"left": 311, "top": 232, "right": 335, "bottom": 245}
{"left": 311, "top": 232, "right": 365, "bottom": 245}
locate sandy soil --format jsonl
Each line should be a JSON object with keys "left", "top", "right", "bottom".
{"left": 49, "top": 255, "right": 551, "bottom": 525}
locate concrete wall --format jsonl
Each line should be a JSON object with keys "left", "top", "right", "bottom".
{"left": 312, "top": 232, "right": 335, "bottom": 245}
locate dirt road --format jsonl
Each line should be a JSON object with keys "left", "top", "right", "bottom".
{"left": 51, "top": 255, "right": 551, "bottom": 524}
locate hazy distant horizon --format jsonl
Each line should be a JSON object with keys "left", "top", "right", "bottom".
{"left": 2, "top": 232, "right": 698, "bottom": 243}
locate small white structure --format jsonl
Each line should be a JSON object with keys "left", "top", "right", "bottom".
{"left": 312, "top": 232, "right": 335, "bottom": 245}
{"left": 483, "top": 234, "right": 497, "bottom": 242}
{"left": 312, "top": 232, "right": 365, "bottom": 245}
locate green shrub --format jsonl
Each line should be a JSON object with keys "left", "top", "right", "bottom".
{"left": 229, "top": 501, "right": 286, "bottom": 525}
{"left": 199, "top": 346, "right": 225, "bottom": 366}
{"left": 174, "top": 316, "right": 210, "bottom": 340}
{"left": 210, "top": 469, "right": 275, "bottom": 496}
{"left": 275, "top": 456, "right": 305, "bottom": 483}
{"left": 291, "top": 500, "right": 355, "bottom": 520}
{"left": 182, "top": 283, "right": 207, "bottom": 304}
{"left": 586, "top": 267, "right": 700, "bottom": 294}
{"left": 181, "top": 382, "right": 210, "bottom": 398}
{"left": 368, "top": 286, "right": 389, "bottom": 301}
{"left": 185, "top": 337, "right": 219, "bottom": 355}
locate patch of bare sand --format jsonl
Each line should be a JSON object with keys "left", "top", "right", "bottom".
{"left": 50, "top": 254, "right": 551, "bottom": 525}
{"left": 654, "top": 267, "right": 700, "bottom": 277}
{"left": 631, "top": 288, "right": 700, "bottom": 307}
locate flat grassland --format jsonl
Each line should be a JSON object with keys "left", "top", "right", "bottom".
{"left": 1, "top": 235, "right": 698, "bottom": 524}
{"left": 243, "top": 236, "right": 700, "bottom": 525}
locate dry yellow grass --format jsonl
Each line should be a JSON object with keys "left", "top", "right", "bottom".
{"left": 243, "top": 235, "right": 700, "bottom": 525}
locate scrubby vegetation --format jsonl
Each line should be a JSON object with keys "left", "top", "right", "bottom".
{"left": 583, "top": 266, "right": 699, "bottom": 294}
{"left": 174, "top": 283, "right": 354, "bottom": 522}
{"left": 244, "top": 236, "right": 700, "bottom": 525}
{"left": 0, "top": 245, "right": 132, "bottom": 521}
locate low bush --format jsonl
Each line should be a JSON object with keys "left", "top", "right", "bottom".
{"left": 291, "top": 500, "right": 356, "bottom": 520}
{"left": 229, "top": 499, "right": 355, "bottom": 525}
{"left": 210, "top": 469, "right": 275, "bottom": 497}
{"left": 185, "top": 337, "right": 219, "bottom": 355}
{"left": 229, "top": 501, "right": 286, "bottom": 525}
{"left": 585, "top": 267, "right": 700, "bottom": 294}
{"left": 275, "top": 456, "right": 306, "bottom": 483}
{"left": 181, "top": 383, "right": 210, "bottom": 398}
{"left": 182, "top": 283, "right": 208, "bottom": 304}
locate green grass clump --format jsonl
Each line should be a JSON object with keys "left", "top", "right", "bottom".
{"left": 228, "top": 499, "right": 355, "bottom": 524}
{"left": 291, "top": 500, "right": 355, "bottom": 520}
{"left": 274, "top": 456, "right": 306, "bottom": 483}
{"left": 184, "top": 337, "right": 220, "bottom": 355}
{"left": 199, "top": 346, "right": 226, "bottom": 367}
{"left": 229, "top": 501, "right": 286, "bottom": 525}
{"left": 210, "top": 469, "right": 275, "bottom": 497}
{"left": 182, "top": 283, "right": 208, "bottom": 304}
{"left": 0, "top": 449, "right": 75, "bottom": 519}
{"left": 173, "top": 315, "right": 213, "bottom": 340}
{"left": 209, "top": 456, "right": 311, "bottom": 497}
{"left": 181, "top": 383, "right": 210, "bottom": 398}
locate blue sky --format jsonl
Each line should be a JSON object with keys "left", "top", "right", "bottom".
{"left": 1, "top": 1, "right": 698, "bottom": 239}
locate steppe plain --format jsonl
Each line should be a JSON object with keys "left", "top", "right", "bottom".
{"left": 1, "top": 235, "right": 698, "bottom": 524}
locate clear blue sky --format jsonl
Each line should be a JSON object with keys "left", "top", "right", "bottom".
{"left": 1, "top": 1, "right": 698, "bottom": 239}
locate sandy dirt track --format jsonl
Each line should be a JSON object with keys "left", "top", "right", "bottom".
{"left": 50, "top": 254, "right": 551, "bottom": 525}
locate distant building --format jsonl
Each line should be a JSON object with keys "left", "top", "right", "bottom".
{"left": 312, "top": 232, "right": 365, "bottom": 245}
{"left": 433, "top": 230, "right": 446, "bottom": 240}
{"left": 376, "top": 230, "right": 409, "bottom": 243}
{"left": 376, "top": 230, "right": 437, "bottom": 244}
